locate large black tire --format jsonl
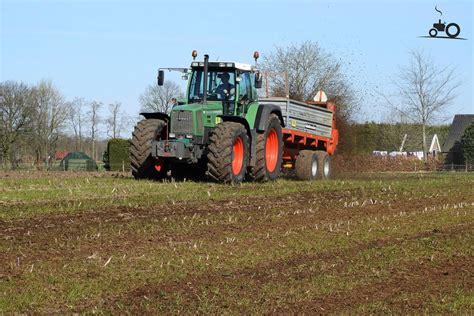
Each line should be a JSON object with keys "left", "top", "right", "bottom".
{"left": 248, "top": 114, "right": 283, "bottom": 182}
{"left": 130, "top": 119, "right": 167, "bottom": 180}
{"left": 315, "top": 150, "right": 331, "bottom": 179}
{"left": 295, "top": 150, "right": 318, "bottom": 181}
{"left": 445, "top": 23, "right": 460, "bottom": 38}
{"left": 207, "top": 122, "right": 249, "bottom": 183}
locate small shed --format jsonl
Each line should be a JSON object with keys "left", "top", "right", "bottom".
{"left": 442, "top": 115, "right": 474, "bottom": 165}
{"left": 402, "top": 134, "right": 441, "bottom": 159}
{"left": 59, "top": 151, "right": 98, "bottom": 171}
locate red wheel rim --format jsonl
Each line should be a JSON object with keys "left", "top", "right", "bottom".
{"left": 232, "top": 137, "right": 244, "bottom": 175}
{"left": 154, "top": 158, "right": 164, "bottom": 172}
{"left": 265, "top": 129, "right": 279, "bottom": 172}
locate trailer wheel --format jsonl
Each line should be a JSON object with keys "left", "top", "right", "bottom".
{"left": 315, "top": 151, "right": 331, "bottom": 179}
{"left": 295, "top": 150, "right": 318, "bottom": 181}
{"left": 248, "top": 114, "right": 283, "bottom": 181}
{"left": 130, "top": 118, "right": 167, "bottom": 180}
{"left": 207, "top": 122, "right": 249, "bottom": 183}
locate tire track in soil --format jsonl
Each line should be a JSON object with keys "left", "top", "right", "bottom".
{"left": 282, "top": 255, "right": 474, "bottom": 314}
{"left": 67, "top": 222, "right": 473, "bottom": 313}
{"left": 2, "top": 186, "right": 467, "bottom": 240}
{"left": 1, "top": 189, "right": 472, "bottom": 275}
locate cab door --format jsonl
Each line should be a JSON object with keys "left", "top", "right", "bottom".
{"left": 237, "top": 71, "right": 252, "bottom": 116}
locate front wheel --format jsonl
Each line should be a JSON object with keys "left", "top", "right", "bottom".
{"left": 247, "top": 114, "right": 283, "bottom": 181}
{"left": 429, "top": 28, "right": 438, "bottom": 37}
{"left": 207, "top": 122, "right": 249, "bottom": 183}
{"left": 130, "top": 118, "right": 167, "bottom": 180}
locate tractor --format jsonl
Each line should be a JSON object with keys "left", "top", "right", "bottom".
{"left": 130, "top": 51, "right": 338, "bottom": 183}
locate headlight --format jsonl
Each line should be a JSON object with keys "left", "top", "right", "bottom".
{"left": 169, "top": 133, "right": 176, "bottom": 138}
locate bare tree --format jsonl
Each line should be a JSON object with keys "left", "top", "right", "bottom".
{"left": 261, "top": 41, "right": 359, "bottom": 120}
{"left": 139, "top": 81, "right": 183, "bottom": 114}
{"left": 88, "top": 101, "right": 102, "bottom": 161}
{"left": 106, "top": 102, "right": 131, "bottom": 139}
{"left": 0, "top": 81, "right": 35, "bottom": 168}
{"left": 384, "top": 49, "right": 460, "bottom": 160}
{"left": 66, "top": 97, "right": 86, "bottom": 151}
{"left": 30, "top": 80, "right": 68, "bottom": 167}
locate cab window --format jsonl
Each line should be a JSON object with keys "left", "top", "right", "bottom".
{"left": 239, "top": 72, "right": 252, "bottom": 102}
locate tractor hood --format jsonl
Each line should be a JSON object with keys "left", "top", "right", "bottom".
{"left": 169, "top": 101, "right": 224, "bottom": 137}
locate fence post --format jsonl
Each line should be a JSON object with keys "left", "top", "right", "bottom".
{"left": 122, "top": 160, "right": 125, "bottom": 173}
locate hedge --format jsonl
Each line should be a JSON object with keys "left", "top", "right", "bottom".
{"left": 104, "top": 138, "right": 131, "bottom": 171}
{"left": 461, "top": 123, "right": 474, "bottom": 165}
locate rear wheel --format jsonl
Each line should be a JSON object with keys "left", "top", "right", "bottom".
{"left": 248, "top": 114, "right": 283, "bottom": 181}
{"left": 295, "top": 150, "right": 318, "bottom": 181}
{"left": 446, "top": 23, "right": 460, "bottom": 38}
{"left": 315, "top": 150, "right": 331, "bottom": 179}
{"left": 130, "top": 118, "right": 167, "bottom": 180}
{"left": 207, "top": 122, "right": 249, "bottom": 183}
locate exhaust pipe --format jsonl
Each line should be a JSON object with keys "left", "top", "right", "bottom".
{"left": 203, "top": 54, "right": 209, "bottom": 104}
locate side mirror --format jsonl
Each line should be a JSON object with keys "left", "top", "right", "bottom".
{"left": 255, "top": 72, "right": 263, "bottom": 89}
{"left": 157, "top": 70, "right": 165, "bottom": 86}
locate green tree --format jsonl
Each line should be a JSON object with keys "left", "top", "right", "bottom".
{"left": 460, "top": 123, "right": 474, "bottom": 165}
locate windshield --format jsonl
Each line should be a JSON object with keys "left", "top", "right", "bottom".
{"left": 188, "top": 69, "right": 236, "bottom": 102}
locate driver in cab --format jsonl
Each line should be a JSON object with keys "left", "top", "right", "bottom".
{"left": 215, "top": 72, "right": 235, "bottom": 100}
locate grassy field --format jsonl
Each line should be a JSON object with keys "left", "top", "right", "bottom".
{"left": 0, "top": 171, "right": 473, "bottom": 313}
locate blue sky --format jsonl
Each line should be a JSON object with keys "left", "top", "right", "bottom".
{"left": 1, "top": 0, "right": 473, "bottom": 123}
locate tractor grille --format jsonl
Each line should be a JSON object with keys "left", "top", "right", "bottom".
{"left": 196, "top": 111, "right": 203, "bottom": 132}
{"left": 171, "top": 110, "right": 193, "bottom": 135}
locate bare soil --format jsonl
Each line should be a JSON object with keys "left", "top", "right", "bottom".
{"left": 1, "top": 173, "right": 473, "bottom": 313}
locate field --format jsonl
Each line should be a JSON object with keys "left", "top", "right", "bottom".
{"left": 1, "top": 171, "right": 473, "bottom": 313}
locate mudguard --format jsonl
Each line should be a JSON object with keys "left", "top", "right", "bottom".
{"left": 218, "top": 115, "right": 251, "bottom": 136}
{"left": 255, "top": 104, "right": 285, "bottom": 132}
{"left": 140, "top": 112, "right": 170, "bottom": 122}
{"left": 218, "top": 115, "right": 257, "bottom": 167}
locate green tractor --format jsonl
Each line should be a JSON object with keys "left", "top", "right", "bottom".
{"left": 130, "top": 52, "right": 285, "bottom": 183}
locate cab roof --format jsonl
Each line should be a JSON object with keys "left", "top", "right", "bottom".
{"left": 190, "top": 61, "right": 257, "bottom": 72}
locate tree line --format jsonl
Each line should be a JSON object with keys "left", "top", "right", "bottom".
{"left": 0, "top": 79, "right": 132, "bottom": 169}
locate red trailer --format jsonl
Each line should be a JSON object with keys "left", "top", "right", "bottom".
{"left": 259, "top": 96, "right": 339, "bottom": 180}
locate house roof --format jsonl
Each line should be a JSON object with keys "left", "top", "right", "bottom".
{"left": 402, "top": 134, "right": 439, "bottom": 152}
{"left": 442, "top": 114, "right": 474, "bottom": 152}
{"left": 55, "top": 150, "right": 69, "bottom": 160}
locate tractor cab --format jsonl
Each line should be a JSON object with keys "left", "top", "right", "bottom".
{"left": 157, "top": 52, "right": 262, "bottom": 118}
{"left": 185, "top": 60, "right": 260, "bottom": 117}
